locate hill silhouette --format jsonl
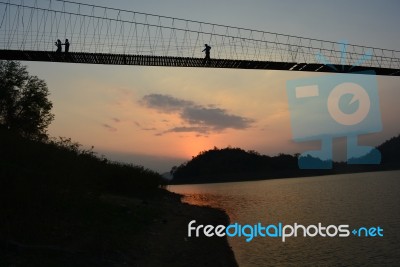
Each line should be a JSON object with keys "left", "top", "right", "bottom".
{"left": 171, "top": 135, "right": 400, "bottom": 184}
{"left": 377, "top": 134, "right": 400, "bottom": 167}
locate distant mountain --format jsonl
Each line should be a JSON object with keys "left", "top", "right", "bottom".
{"left": 170, "top": 135, "right": 400, "bottom": 184}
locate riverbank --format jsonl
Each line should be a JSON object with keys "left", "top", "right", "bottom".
{"left": 134, "top": 190, "right": 238, "bottom": 267}
{"left": 1, "top": 190, "right": 238, "bottom": 266}
{"left": 0, "top": 129, "right": 237, "bottom": 266}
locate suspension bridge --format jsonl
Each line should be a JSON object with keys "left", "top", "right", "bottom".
{"left": 0, "top": 0, "right": 399, "bottom": 75}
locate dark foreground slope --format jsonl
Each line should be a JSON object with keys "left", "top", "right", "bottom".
{"left": 0, "top": 129, "right": 237, "bottom": 267}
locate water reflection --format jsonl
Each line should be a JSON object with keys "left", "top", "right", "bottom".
{"left": 180, "top": 193, "right": 255, "bottom": 221}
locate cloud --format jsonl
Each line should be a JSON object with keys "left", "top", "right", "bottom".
{"left": 142, "top": 127, "right": 157, "bottom": 131}
{"left": 140, "top": 94, "right": 254, "bottom": 135}
{"left": 182, "top": 107, "right": 253, "bottom": 130}
{"left": 163, "top": 126, "right": 210, "bottom": 134}
{"left": 102, "top": 123, "right": 117, "bottom": 132}
{"left": 141, "top": 94, "right": 194, "bottom": 112}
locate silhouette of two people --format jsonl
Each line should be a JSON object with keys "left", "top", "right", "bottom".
{"left": 55, "top": 39, "right": 70, "bottom": 53}
{"left": 202, "top": 44, "right": 211, "bottom": 61}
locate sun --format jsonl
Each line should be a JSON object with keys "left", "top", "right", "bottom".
{"left": 180, "top": 135, "right": 215, "bottom": 159}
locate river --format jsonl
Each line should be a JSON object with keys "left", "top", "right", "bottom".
{"left": 168, "top": 170, "right": 400, "bottom": 266}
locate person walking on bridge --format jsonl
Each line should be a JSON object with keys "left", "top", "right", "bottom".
{"left": 202, "top": 44, "right": 211, "bottom": 60}
{"left": 63, "top": 39, "right": 70, "bottom": 53}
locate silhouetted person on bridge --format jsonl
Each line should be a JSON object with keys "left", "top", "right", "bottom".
{"left": 202, "top": 44, "right": 211, "bottom": 60}
{"left": 55, "top": 39, "right": 62, "bottom": 53}
{"left": 63, "top": 39, "right": 70, "bottom": 53}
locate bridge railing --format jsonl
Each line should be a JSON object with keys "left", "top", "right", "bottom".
{"left": 0, "top": 0, "right": 399, "bottom": 69}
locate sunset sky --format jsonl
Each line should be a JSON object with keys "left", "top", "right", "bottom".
{"left": 23, "top": 0, "right": 400, "bottom": 172}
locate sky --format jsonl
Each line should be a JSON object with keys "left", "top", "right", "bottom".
{"left": 22, "top": 0, "right": 400, "bottom": 173}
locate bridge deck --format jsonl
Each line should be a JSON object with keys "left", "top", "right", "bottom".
{"left": 0, "top": 50, "right": 399, "bottom": 76}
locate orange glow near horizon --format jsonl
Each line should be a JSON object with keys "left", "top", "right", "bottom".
{"left": 180, "top": 136, "right": 215, "bottom": 158}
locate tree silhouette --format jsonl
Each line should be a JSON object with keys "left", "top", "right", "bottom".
{"left": 0, "top": 61, "right": 54, "bottom": 140}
